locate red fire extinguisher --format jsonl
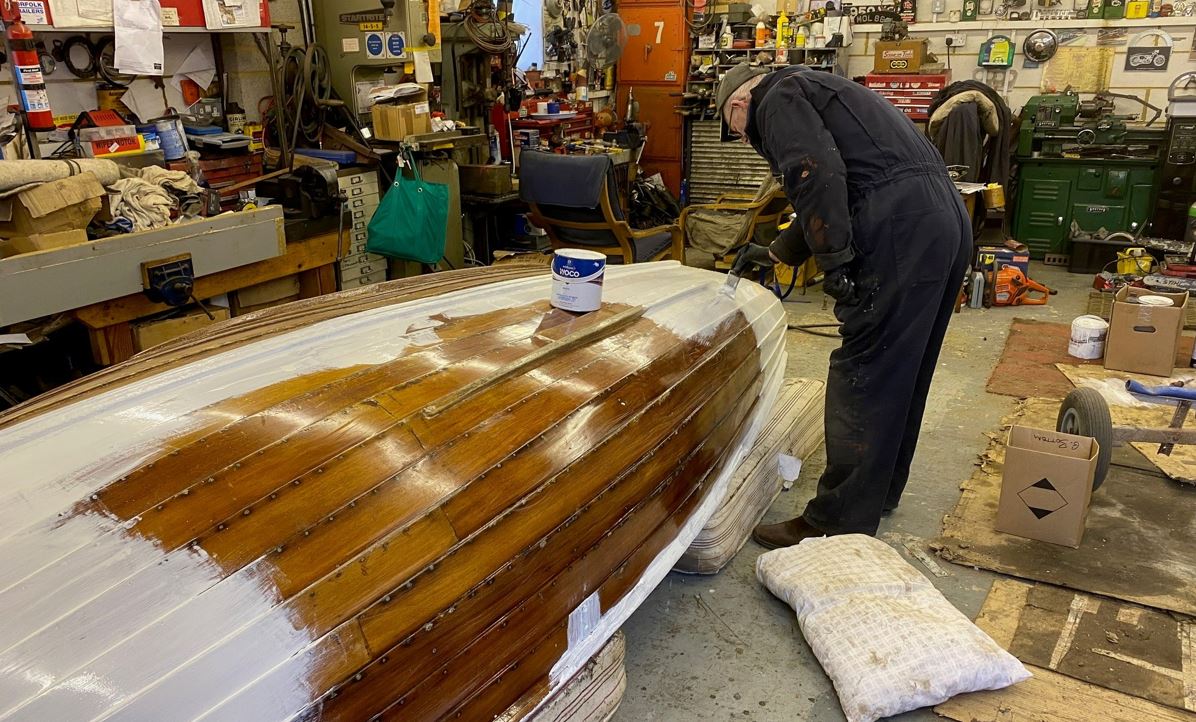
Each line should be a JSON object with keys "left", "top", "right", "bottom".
{"left": 1, "top": 1, "right": 53, "bottom": 131}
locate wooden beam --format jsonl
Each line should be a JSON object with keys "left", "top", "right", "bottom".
{"left": 74, "top": 232, "right": 341, "bottom": 329}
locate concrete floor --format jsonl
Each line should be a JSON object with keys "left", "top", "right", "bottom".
{"left": 613, "top": 262, "right": 1095, "bottom": 721}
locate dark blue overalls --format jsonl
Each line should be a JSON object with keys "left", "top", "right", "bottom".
{"left": 746, "top": 66, "right": 972, "bottom": 535}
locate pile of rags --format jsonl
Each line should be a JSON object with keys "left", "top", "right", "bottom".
{"left": 107, "top": 167, "right": 203, "bottom": 231}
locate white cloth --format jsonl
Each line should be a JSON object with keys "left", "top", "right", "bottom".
{"left": 109, "top": 177, "right": 175, "bottom": 230}
{"left": 139, "top": 166, "right": 201, "bottom": 195}
{"left": 756, "top": 535, "right": 1030, "bottom": 722}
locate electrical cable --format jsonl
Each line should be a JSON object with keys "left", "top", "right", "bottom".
{"left": 465, "top": 1, "right": 515, "bottom": 54}
{"left": 61, "top": 35, "right": 96, "bottom": 79}
{"left": 787, "top": 322, "right": 842, "bottom": 338}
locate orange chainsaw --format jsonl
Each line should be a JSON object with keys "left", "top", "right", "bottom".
{"left": 993, "top": 266, "right": 1051, "bottom": 306}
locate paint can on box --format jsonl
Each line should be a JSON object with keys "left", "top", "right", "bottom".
{"left": 551, "top": 249, "right": 606, "bottom": 312}
{"left": 1068, "top": 314, "right": 1110, "bottom": 360}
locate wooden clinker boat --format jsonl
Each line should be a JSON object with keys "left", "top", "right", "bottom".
{"left": 0, "top": 261, "right": 785, "bottom": 721}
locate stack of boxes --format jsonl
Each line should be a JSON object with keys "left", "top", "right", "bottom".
{"left": 337, "top": 168, "right": 387, "bottom": 289}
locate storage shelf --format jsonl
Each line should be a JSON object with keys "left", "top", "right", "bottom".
{"left": 852, "top": 16, "right": 1196, "bottom": 32}
{"left": 27, "top": 24, "right": 269, "bottom": 34}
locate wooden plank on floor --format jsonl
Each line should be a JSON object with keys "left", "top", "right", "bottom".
{"left": 935, "top": 579, "right": 1196, "bottom": 722}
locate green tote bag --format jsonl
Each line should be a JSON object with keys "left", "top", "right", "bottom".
{"left": 366, "top": 151, "right": 449, "bottom": 264}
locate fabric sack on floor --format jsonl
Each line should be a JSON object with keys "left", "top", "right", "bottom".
{"left": 756, "top": 534, "right": 1030, "bottom": 722}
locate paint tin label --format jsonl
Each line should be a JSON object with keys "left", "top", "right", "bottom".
{"left": 551, "top": 248, "right": 606, "bottom": 312}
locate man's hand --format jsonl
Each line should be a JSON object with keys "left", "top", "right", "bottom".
{"left": 823, "top": 267, "right": 858, "bottom": 304}
{"left": 731, "top": 244, "right": 776, "bottom": 277}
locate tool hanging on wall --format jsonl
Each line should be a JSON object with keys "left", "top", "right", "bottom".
{"left": 59, "top": 35, "right": 96, "bottom": 79}
{"left": 95, "top": 35, "right": 137, "bottom": 86}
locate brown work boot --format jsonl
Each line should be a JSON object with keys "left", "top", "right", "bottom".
{"left": 751, "top": 515, "right": 827, "bottom": 550}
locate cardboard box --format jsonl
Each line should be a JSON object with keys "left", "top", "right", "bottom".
{"left": 1103, "top": 286, "right": 1189, "bottom": 377}
{"left": 874, "top": 39, "right": 931, "bottom": 73}
{"left": 6, "top": 229, "right": 89, "bottom": 255}
{"left": 0, "top": 173, "right": 105, "bottom": 238}
{"left": 459, "top": 164, "right": 514, "bottom": 196}
{"left": 231, "top": 275, "right": 301, "bottom": 315}
{"left": 995, "top": 426, "right": 1099, "bottom": 548}
{"left": 976, "top": 246, "right": 1030, "bottom": 276}
{"left": 132, "top": 306, "right": 231, "bottom": 352}
{"left": 371, "top": 88, "right": 431, "bottom": 141}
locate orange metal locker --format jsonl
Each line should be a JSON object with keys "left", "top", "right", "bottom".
{"left": 616, "top": 2, "right": 688, "bottom": 196}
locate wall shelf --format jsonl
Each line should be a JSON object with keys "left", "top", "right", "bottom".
{"left": 852, "top": 16, "right": 1196, "bottom": 32}
{"left": 27, "top": 24, "right": 269, "bottom": 34}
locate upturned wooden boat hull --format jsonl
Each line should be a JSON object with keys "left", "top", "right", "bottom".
{"left": 0, "top": 261, "right": 785, "bottom": 721}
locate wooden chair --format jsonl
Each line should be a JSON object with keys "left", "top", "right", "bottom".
{"left": 680, "top": 182, "right": 792, "bottom": 267}
{"left": 520, "top": 151, "right": 683, "bottom": 265}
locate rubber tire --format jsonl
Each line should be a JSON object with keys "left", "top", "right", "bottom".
{"left": 1056, "top": 388, "right": 1113, "bottom": 491}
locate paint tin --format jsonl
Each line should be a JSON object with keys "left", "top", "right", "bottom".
{"left": 1068, "top": 314, "right": 1109, "bottom": 359}
{"left": 551, "top": 248, "right": 606, "bottom": 312}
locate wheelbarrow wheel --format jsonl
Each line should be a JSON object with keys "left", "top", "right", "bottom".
{"left": 1056, "top": 388, "right": 1113, "bottom": 490}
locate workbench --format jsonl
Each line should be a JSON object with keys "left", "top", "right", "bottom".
{"left": 0, "top": 206, "right": 343, "bottom": 366}
{"left": 76, "top": 230, "right": 341, "bottom": 365}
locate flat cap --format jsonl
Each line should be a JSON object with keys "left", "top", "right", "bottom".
{"left": 714, "top": 63, "right": 768, "bottom": 116}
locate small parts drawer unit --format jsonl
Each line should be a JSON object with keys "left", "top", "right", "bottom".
{"left": 863, "top": 73, "right": 950, "bottom": 122}
{"left": 337, "top": 168, "right": 386, "bottom": 289}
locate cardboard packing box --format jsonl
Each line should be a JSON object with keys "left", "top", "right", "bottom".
{"left": 874, "top": 39, "right": 931, "bottom": 73}
{"left": 995, "top": 426, "right": 1099, "bottom": 548}
{"left": 371, "top": 88, "right": 431, "bottom": 141}
{"left": 5, "top": 229, "right": 90, "bottom": 255}
{"left": 0, "top": 173, "right": 105, "bottom": 238}
{"left": 1103, "top": 286, "right": 1189, "bottom": 377}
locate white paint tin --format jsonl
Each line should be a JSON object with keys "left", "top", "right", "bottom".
{"left": 1068, "top": 314, "right": 1109, "bottom": 360}
{"left": 551, "top": 249, "right": 607, "bottom": 312}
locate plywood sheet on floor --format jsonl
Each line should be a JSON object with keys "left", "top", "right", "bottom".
{"left": 1059, "top": 363, "right": 1196, "bottom": 485}
{"left": 934, "top": 398, "right": 1196, "bottom": 616}
{"left": 935, "top": 579, "right": 1196, "bottom": 722}
{"left": 1005, "top": 581, "right": 1196, "bottom": 712}
{"left": 987, "top": 319, "right": 1194, "bottom": 400}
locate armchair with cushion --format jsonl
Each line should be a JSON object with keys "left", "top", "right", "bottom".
{"left": 680, "top": 175, "right": 791, "bottom": 259}
{"left": 519, "top": 151, "right": 683, "bottom": 264}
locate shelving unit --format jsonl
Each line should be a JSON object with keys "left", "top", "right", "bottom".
{"left": 851, "top": 16, "right": 1196, "bottom": 32}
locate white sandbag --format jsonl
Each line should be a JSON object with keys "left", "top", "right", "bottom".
{"left": 756, "top": 534, "right": 1030, "bottom": 722}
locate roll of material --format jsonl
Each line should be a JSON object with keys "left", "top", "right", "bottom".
{"left": 1068, "top": 314, "right": 1110, "bottom": 360}
{"left": 0, "top": 159, "right": 121, "bottom": 195}
{"left": 1138, "top": 295, "right": 1175, "bottom": 307}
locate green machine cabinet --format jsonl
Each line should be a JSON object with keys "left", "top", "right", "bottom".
{"left": 1012, "top": 158, "right": 1159, "bottom": 260}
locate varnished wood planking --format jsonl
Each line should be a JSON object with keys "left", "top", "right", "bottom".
{"left": 291, "top": 326, "right": 759, "bottom": 721}
{"left": 3, "top": 312, "right": 655, "bottom": 715}
{"left": 59, "top": 314, "right": 713, "bottom": 721}
{"left": 91, "top": 309, "right": 545, "bottom": 518}
{"left": 343, "top": 361, "right": 762, "bottom": 722}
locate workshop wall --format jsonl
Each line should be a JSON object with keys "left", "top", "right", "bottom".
{"left": 0, "top": 0, "right": 298, "bottom": 128}
{"left": 844, "top": 15, "right": 1196, "bottom": 114}
{"left": 220, "top": 0, "right": 303, "bottom": 122}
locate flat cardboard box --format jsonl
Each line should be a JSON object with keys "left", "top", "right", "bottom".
{"left": 231, "top": 275, "right": 301, "bottom": 316}
{"left": 1104, "top": 285, "right": 1189, "bottom": 377}
{"left": 874, "top": 39, "right": 931, "bottom": 73}
{"left": 0, "top": 173, "right": 105, "bottom": 237}
{"left": 371, "top": 88, "right": 431, "bottom": 141}
{"left": 995, "top": 426, "right": 1099, "bottom": 548}
{"left": 132, "top": 306, "right": 231, "bottom": 352}
{"left": 459, "top": 164, "right": 513, "bottom": 196}
{"left": 6, "top": 229, "right": 89, "bottom": 255}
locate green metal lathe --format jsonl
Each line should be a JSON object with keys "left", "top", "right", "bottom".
{"left": 1012, "top": 90, "right": 1165, "bottom": 262}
